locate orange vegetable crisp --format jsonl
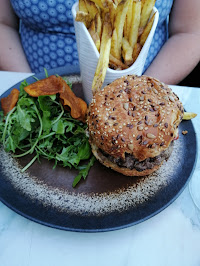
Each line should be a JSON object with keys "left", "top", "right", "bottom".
{"left": 25, "top": 75, "right": 87, "bottom": 122}
{"left": 24, "top": 75, "right": 64, "bottom": 97}
{"left": 1, "top": 88, "right": 20, "bottom": 116}
{"left": 1, "top": 76, "right": 88, "bottom": 122}
{"left": 59, "top": 81, "right": 87, "bottom": 122}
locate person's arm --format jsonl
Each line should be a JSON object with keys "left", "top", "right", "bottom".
{"left": 144, "top": 0, "right": 200, "bottom": 85}
{"left": 0, "top": 0, "right": 31, "bottom": 72}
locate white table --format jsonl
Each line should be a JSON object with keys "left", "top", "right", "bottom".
{"left": 0, "top": 71, "right": 200, "bottom": 266}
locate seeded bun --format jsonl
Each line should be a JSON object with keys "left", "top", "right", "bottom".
{"left": 87, "top": 75, "right": 184, "bottom": 176}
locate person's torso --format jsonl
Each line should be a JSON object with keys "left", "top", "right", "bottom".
{"left": 10, "top": 0, "right": 173, "bottom": 73}
{"left": 10, "top": 0, "right": 78, "bottom": 72}
{"left": 10, "top": 0, "right": 76, "bottom": 34}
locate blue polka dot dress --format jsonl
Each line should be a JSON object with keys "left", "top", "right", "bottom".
{"left": 10, "top": 0, "right": 173, "bottom": 73}
{"left": 10, "top": 0, "right": 79, "bottom": 73}
{"left": 143, "top": 0, "right": 174, "bottom": 72}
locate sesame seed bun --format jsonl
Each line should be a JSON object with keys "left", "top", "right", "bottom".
{"left": 87, "top": 75, "right": 184, "bottom": 176}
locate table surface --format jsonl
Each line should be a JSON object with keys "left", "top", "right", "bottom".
{"left": 0, "top": 71, "right": 200, "bottom": 266}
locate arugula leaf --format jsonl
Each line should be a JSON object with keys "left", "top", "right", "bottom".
{"left": 19, "top": 80, "right": 29, "bottom": 97}
{"left": 0, "top": 76, "right": 93, "bottom": 187}
{"left": 17, "top": 105, "right": 33, "bottom": 132}
{"left": 44, "top": 68, "right": 49, "bottom": 78}
{"left": 72, "top": 156, "right": 96, "bottom": 187}
{"left": 61, "top": 76, "right": 72, "bottom": 89}
{"left": 5, "top": 135, "right": 16, "bottom": 153}
{"left": 77, "top": 141, "right": 91, "bottom": 160}
{"left": 52, "top": 120, "right": 65, "bottom": 134}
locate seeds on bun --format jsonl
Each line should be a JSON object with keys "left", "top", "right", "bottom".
{"left": 87, "top": 75, "right": 184, "bottom": 176}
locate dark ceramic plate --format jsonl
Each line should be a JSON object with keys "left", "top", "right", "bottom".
{"left": 0, "top": 66, "right": 197, "bottom": 232}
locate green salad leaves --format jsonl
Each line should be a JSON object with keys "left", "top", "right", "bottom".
{"left": 0, "top": 78, "right": 95, "bottom": 187}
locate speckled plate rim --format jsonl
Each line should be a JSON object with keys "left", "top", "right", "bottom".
{"left": 0, "top": 66, "right": 198, "bottom": 233}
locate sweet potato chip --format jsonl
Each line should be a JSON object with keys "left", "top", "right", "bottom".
{"left": 24, "top": 75, "right": 64, "bottom": 97}
{"left": 59, "top": 82, "right": 87, "bottom": 123}
{"left": 1, "top": 88, "right": 20, "bottom": 116}
{"left": 24, "top": 75, "right": 88, "bottom": 122}
{"left": 78, "top": 98, "right": 88, "bottom": 122}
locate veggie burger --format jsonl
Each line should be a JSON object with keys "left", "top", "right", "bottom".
{"left": 87, "top": 75, "right": 184, "bottom": 176}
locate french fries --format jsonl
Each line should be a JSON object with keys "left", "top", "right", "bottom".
{"left": 85, "top": 0, "right": 99, "bottom": 19}
{"left": 123, "top": 0, "right": 133, "bottom": 40}
{"left": 91, "top": 13, "right": 112, "bottom": 94}
{"left": 90, "top": 0, "right": 107, "bottom": 10}
{"left": 140, "top": 0, "right": 156, "bottom": 29}
{"left": 183, "top": 112, "right": 197, "bottom": 120}
{"left": 88, "top": 18, "right": 101, "bottom": 51}
{"left": 132, "top": 42, "right": 142, "bottom": 62}
{"left": 140, "top": 12, "right": 156, "bottom": 46}
{"left": 75, "top": 11, "right": 91, "bottom": 28}
{"left": 76, "top": 0, "right": 156, "bottom": 91}
{"left": 110, "top": 0, "right": 130, "bottom": 60}
{"left": 79, "top": 0, "right": 88, "bottom": 13}
{"left": 109, "top": 54, "right": 128, "bottom": 70}
{"left": 122, "top": 37, "right": 134, "bottom": 66}
{"left": 129, "top": 1, "right": 141, "bottom": 50}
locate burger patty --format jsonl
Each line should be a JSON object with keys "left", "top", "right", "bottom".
{"left": 99, "top": 142, "right": 174, "bottom": 172}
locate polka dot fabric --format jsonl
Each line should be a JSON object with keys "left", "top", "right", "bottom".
{"left": 143, "top": 0, "right": 174, "bottom": 72}
{"left": 20, "top": 22, "right": 79, "bottom": 73}
{"left": 10, "top": 0, "right": 173, "bottom": 73}
{"left": 10, "top": 0, "right": 78, "bottom": 73}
